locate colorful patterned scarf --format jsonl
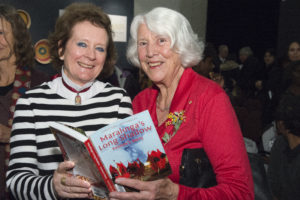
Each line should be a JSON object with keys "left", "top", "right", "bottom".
{"left": 8, "top": 66, "right": 31, "bottom": 126}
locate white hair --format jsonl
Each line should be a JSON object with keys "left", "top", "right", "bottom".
{"left": 126, "top": 7, "right": 204, "bottom": 68}
{"left": 239, "top": 46, "right": 253, "bottom": 56}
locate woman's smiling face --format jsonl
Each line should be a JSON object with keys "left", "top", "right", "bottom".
{"left": 60, "top": 21, "right": 108, "bottom": 86}
{"left": 288, "top": 42, "right": 300, "bottom": 62}
{"left": 137, "top": 23, "right": 182, "bottom": 85}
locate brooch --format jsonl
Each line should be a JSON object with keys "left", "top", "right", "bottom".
{"left": 162, "top": 110, "right": 186, "bottom": 145}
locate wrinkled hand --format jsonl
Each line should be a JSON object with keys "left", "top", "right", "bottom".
{"left": 109, "top": 178, "right": 179, "bottom": 200}
{"left": 0, "top": 124, "right": 11, "bottom": 143}
{"left": 53, "top": 161, "right": 93, "bottom": 199}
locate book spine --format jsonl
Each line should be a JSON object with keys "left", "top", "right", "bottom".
{"left": 85, "top": 139, "right": 116, "bottom": 192}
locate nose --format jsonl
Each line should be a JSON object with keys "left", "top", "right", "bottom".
{"left": 86, "top": 47, "right": 96, "bottom": 60}
{"left": 146, "top": 42, "right": 157, "bottom": 58}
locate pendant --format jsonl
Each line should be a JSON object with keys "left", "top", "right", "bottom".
{"left": 75, "top": 94, "right": 81, "bottom": 105}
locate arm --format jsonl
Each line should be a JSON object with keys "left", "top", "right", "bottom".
{"left": 6, "top": 96, "right": 92, "bottom": 199}
{"left": 6, "top": 96, "right": 58, "bottom": 199}
{"left": 117, "top": 90, "right": 133, "bottom": 118}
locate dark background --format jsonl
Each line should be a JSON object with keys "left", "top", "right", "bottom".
{"left": 2, "top": 0, "right": 134, "bottom": 75}
{"left": 206, "top": 0, "right": 300, "bottom": 62}
{"left": 206, "top": 0, "right": 280, "bottom": 61}
{"left": 3, "top": 0, "right": 300, "bottom": 72}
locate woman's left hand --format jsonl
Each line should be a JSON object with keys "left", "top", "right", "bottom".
{"left": 109, "top": 178, "right": 179, "bottom": 200}
{"left": 53, "top": 161, "right": 93, "bottom": 199}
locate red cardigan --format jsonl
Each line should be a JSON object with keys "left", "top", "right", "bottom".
{"left": 132, "top": 68, "right": 254, "bottom": 200}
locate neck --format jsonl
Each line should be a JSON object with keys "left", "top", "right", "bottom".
{"left": 286, "top": 133, "right": 300, "bottom": 149}
{"left": 156, "top": 67, "right": 184, "bottom": 112}
{"left": 61, "top": 68, "right": 94, "bottom": 91}
{"left": 0, "top": 60, "right": 17, "bottom": 86}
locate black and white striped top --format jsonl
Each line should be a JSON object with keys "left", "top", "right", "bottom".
{"left": 6, "top": 77, "right": 132, "bottom": 200}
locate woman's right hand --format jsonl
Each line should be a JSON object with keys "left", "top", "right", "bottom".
{"left": 109, "top": 177, "right": 179, "bottom": 200}
{"left": 53, "top": 161, "right": 93, "bottom": 199}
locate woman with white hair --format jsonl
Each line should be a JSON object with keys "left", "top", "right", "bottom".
{"left": 109, "top": 7, "right": 254, "bottom": 200}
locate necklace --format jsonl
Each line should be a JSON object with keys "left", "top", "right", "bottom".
{"left": 62, "top": 78, "right": 91, "bottom": 105}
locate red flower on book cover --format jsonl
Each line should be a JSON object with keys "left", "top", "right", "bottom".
{"left": 127, "top": 159, "right": 145, "bottom": 178}
{"left": 109, "top": 165, "right": 119, "bottom": 180}
{"left": 109, "top": 162, "right": 130, "bottom": 180}
{"left": 147, "top": 149, "right": 167, "bottom": 173}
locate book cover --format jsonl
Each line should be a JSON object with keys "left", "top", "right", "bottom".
{"left": 89, "top": 110, "right": 172, "bottom": 184}
{"left": 50, "top": 110, "right": 171, "bottom": 199}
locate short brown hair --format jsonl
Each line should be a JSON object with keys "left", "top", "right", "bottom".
{"left": 48, "top": 2, "right": 116, "bottom": 79}
{"left": 0, "top": 4, "right": 35, "bottom": 67}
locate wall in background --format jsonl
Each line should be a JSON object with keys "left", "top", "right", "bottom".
{"left": 2, "top": 0, "right": 133, "bottom": 75}
{"left": 134, "top": 0, "right": 208, "bottom": 42}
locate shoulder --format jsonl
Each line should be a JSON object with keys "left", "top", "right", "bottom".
{"left": 25, "top": 82, "right": 51, "bottom": 94}
{"left": 95, "top": 82, "right": 132, "bottom": 109}
{"left": 132, "top": 87, "right": 156, "bottom": 112}
{"left": 271, "top": 135, "right": 288, "bottom": 153}
{"left": 132, "top": 87, "right": 154, "bottom": 101}
{"left": 189, "top": 69, "right": 226, "bottom": 100}
{"left": 133, "top": 87, "right": 154, "bottom": 100}
{"left": 17, "top": 81, "right": 54, "bottom": 104}
{"left": 101, "top": 81, "right": 129, "bottom": 96}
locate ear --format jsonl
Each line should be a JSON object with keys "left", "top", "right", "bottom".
{"left": 58, "top": 40, "right": 64, "bottom": 60}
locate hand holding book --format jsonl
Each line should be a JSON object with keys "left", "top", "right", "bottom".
{"left": 52, "top": 160, "right": 94, "bottom": 199}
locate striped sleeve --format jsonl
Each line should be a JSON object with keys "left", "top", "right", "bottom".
{"left": 7, "top": 93, "right": 59, "bottom": 200}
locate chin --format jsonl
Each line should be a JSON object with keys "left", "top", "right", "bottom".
{"left": 78, "top": 76, "right": 95, "bottom": 84}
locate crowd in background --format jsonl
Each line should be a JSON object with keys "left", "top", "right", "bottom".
{"left": 191, "top": 41, "right": 300, "bottom": 147}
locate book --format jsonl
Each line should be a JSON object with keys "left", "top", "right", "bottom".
{"left": 49, "top": 110, "right": 172, "bottom": 200}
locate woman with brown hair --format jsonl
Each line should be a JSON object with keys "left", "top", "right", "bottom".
{"left": 0, "top": 4, "right": 49, "bottom": 199}
{"left": 6, "top": 3, "right": 132, "bottom": 199}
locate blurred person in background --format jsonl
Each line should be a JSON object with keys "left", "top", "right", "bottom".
{"left": 0, "top": 4, "right": 50, "bottom": 199}
{"left": 214, "top": 44, "right": 229, "bottom": 73}
{"left": 267, "top": 87, "right": 300, "bottom": 200}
